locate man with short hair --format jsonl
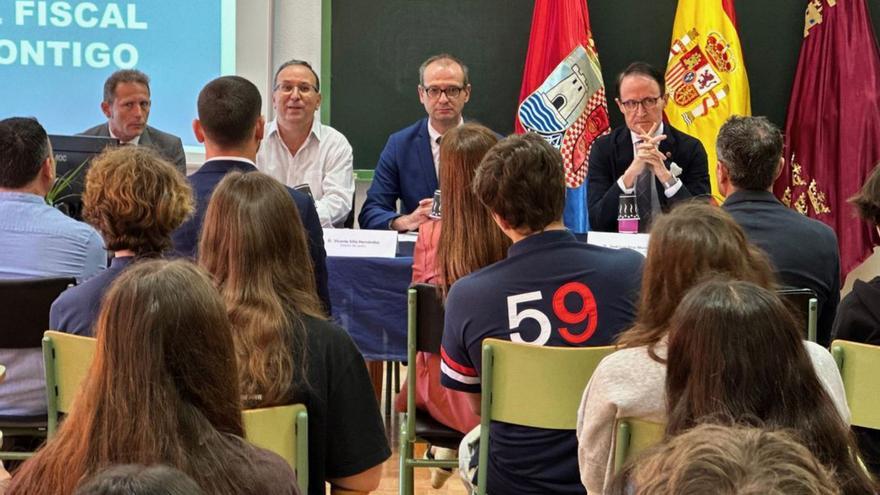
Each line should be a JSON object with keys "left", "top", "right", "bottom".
{"left": 171, "top": 75, "right": 330, "bottom": 311}
{"left": 257, "top": 60, "right": 354, "bottom": 228}
{"left": 359, "top": 54, "right": 472, "bottom": 231}
{"left": 82, "top": 69, "right": 187, "bottom": 174}
{"left": 718, "top": 115, "right": 840, "bottom": 346}
{"left": 440, "top": 133, "right": 643, "bottom": 494}
{"left": 587, "top": 61, "right": 711, "bottom": 232}
{"left": 0, "top": 117, "right": 105, "bottom": 416}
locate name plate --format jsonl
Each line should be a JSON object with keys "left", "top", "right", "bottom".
{"left": 587, "top": 232, "right": 650, "bottom": 257}
{"left": 324, "top": 229, "right": 398, "bottom": 258}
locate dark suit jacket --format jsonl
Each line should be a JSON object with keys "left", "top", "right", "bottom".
{"left": 171, "top": 159, "right": 330, "bottom": 312}
{"left": 81, "top": 123, "right": 187, "bottom": 174}
{"left": 723, "top": 190, "right": 840, "bottom": 346}
{"left": 587, "top": 124, "right": 710, "bottom": 232}
{"left": 358, "top": 118, "right": 437, "bottom": 230}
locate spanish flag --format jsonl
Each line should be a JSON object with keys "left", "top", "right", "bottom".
{"left": 664, "top": 0, "right": 751, "bottom": 203}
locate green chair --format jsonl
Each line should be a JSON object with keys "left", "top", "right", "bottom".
{"left": 476, "top": 338, "right": 615, "bottom": 495}
{"left": 777, "top": 287, "right": 818, "bottom": 342}
{"left": 831, "top": 340, "right": 880, "bottom": 430}
{"left": 398, "top": 284, "right": 462, "bottom": 495}
{"left": 42, "top": 331, "right": 97, "bottom": 437}
{"left": 243, "top": 404, "right": 309, "bottom": 495}
{"left": 612, "top": 418, "right": 665, "bottom": 473}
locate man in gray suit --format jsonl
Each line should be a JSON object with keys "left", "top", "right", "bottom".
{"left": 82, "top": 69, "right": 187, "bottom": 174}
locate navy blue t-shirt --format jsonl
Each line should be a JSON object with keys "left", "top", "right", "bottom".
{"left": 441, "top": 229, "right": 642, "bottom": 495}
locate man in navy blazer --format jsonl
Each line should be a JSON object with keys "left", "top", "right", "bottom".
{"left": 359, "top": 54, "right": 472, "bottom": 231}
{"left": 587, "top": 62, "right": 710, "bottom": 232}
{"left": 171, "top": 76, "right": 330, "bottom": 311}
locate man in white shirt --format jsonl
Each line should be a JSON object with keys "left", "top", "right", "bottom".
{"left": 257, "top": 60, "right": 355, "bottom": 228}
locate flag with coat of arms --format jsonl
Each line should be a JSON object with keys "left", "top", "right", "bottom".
{"left": 515, "top": 0, "right": 609, "bottom": 233}
{"left": 664, "top": 0, "right": 751, "bottom": 203}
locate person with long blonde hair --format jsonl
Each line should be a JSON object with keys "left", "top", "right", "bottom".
{"left": 199, "top": 172, "right": 389, "bottom": 495}
{"left": 9, "top": 260, "right": 298, "bottom": 495}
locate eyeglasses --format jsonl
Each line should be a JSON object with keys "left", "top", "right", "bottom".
{"left": 274, "top": 83, "right": 318, "bottom": 96}
{"left": 421, "top": 85, "right": 465, "bottom": 100}
{"left": 618, "top": 96, "right": 663, "bottom": 111}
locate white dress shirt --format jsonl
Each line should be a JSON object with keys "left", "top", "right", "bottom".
{"left": 257, "top": 118, "right": 355, "bottom": 228}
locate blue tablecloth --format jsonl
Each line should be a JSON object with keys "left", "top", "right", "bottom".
{"left": 328, "top": 255, "right": 412, "bottom": 361}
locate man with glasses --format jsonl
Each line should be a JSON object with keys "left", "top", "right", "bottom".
{"left": 359, "top": 54, "right": 471, "bottom": 231}
{"left": 586, "top": 62, "right": 710, "bottom": 232}
{"left": 257, "top": 60, "right": 355, "bottom": 228}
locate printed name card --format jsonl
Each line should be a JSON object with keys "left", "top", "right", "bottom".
{"left": 323, "top": 229, "right": 399, "bottom": 258}
{"left": 586, "top": 232, "right": 650, "bottom": 257}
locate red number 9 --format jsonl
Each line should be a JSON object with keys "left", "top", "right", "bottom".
{"left": 552, "top": 282, "right": 598, "bottom": 344}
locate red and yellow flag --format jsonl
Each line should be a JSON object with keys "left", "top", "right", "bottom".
{"left": 664, "top": 0, "right": 751, "bottom": 202}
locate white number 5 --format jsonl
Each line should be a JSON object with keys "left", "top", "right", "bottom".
{"left": 507, "top": 291, "right": 551, "bottom": 346}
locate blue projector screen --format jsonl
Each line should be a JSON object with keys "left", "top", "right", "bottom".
{"left": 0, "top": 0, "right": 236, "bottom": 149}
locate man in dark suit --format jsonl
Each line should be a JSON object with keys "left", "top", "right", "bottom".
{"left": 171, "top": 75, "right": 330, "bottom": 311}
{"left": 587, "top": 62, "right": 710, "bottom": 232}
{"left": 81, "top": 69, "right": 187, "bottom": 174}
{"left": 359, "top": 54, "right": 471, "bottom": 231}
{"left": 718, "top": 115, "right": 840, "bottom": 346}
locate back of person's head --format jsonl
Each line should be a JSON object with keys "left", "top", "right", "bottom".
{"left": 74, "top": 464, "right": 204, "bottom": 495}
{"left": 199, "top": 171, "right": 321, "bottom": 408}
{"left": 197, "top": 76, "right": 262, "bottom": 148}
{"left": 473, "top": 132, "right": 565, "bottom": 234}
{"left": 0, "top": 117, "right": 50, "bottom": 189}
{"left": 436, "top": 123, "right": 509, "bottom": 295}
{"left": 103, "top": 69, "right": 150, "bottom": 103}
{"left": 665, "top": 278, "right": 877, "bottom": 494}
{"left": 83, "top": 146, "right": 193, "bottom": 255}
{"left": 608, "top": 423, "right": 840, "bottom": 495}
{"left": 849, "top": 163, "right": 880, "bottom": 227}
{"left": 617, "top": 201, "right": 775, "bottom": 351}
{"left": 9, "top": 259, "right": 254, "bottom": 495}
{"left": 716, "top": 115, "right": 783, "bottom": 191}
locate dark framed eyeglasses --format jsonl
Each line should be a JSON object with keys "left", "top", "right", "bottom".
{"left": 421, "top": 85, "right": 465, "bottom": 100}
{"left": 618, "top": 96, "right": 663, "bottom": 111}
{"left": 274, "top": 83, "right": 318, "bottom": 96}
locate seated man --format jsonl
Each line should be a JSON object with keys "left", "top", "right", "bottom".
{"left": 358, "top": 54, "right": 471, "bottom": 231}
{"left": 0, "top": 117, "right": 106, "bottom": 417}
{"left": 82, "top": 69, "right": 187, "bottom": 174}
{"left": 257, "top": 59, "right": 354, "bottom": 228}
{"left": 440, "top": 132, "right": 643, "bottom": 494}
{"left": 587, "top": 62, "right": 710, "bottom": 232}
{"left": 171, "top": 75, "right": 330, "bottom": 311}
{"left": 718, "top": 115, "right": 840, "bottom": 346}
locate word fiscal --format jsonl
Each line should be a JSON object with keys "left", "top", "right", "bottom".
{"left": 14, "top": 1, "right": 148, "bottom": 29}
{"left": 0, "top": 40, "right": 138, "bottom": 68}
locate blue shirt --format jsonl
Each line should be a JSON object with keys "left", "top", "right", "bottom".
{"left": 440, "top": 229, "right": 642, "bottom": 494}
{"left": 50, "top": 255, "right": 134, "bottom": 337}
{"left": 0, "top": 191, "right": 105, "bottom": 417}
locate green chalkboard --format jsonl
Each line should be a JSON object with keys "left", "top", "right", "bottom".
{"left": 330, "top": 0, "right": 880, "bottom": 170}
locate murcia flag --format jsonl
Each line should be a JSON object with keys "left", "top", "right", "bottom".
{"left": 774, "top": 0, "right": 880, "bottom": 276}
{"left": 664, "top": 0, "right": 751, "bottom": 203}
{"left": 515, "top": 0, "right": 609, "bottom": 233}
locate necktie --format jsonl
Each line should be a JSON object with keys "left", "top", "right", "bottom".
{"left": 634, "top": 142, "right": 661, "bottom": 232}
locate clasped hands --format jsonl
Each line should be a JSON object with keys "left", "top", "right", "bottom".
{"left": 621, "top": 122, "right": 673, "bottom": 189}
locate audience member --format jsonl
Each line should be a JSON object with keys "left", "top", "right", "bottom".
{"left": 359, "top": 54, "right": 473, "bottom": 231}
{"left": 257, "top": 59, "right": 354, "bottom": 227}
{"left": 170, "top": 75, "right": 330, "bottom": 311}
{"left": 587, "top": 62, "right": 710, "bottom": 232}
{"left": 664, "top": 279, "right": 874, "bottom": 494}
{"left": 831, "top": 162, "right": 880, "bottom": 475}
{"left": 8, "top": 260, "right": 298, "bottom": 495}
{"left": 0, "top": 117, "right": 105, "bottom": 418}
{"left": 199, "top": 172, "right": 389, "bottom": 495}
{"left": 718, "top": 115, "right": 840, "bottom": 346}
{"left": 74, "top": 464, "right": 204, "bottom": 495}
{"left": 576, "top": 202, "right": 776, "bottom": 493}
{"left": 81, "top": 70, "right": 186, "bottom": 174}
{"left": 607, "top": 424, "right": 840, "bottom": 495}
{"left": 50, "top": 146, "right": 193, "bottom": 335}
{"left": 395, "top": 123, "right": 508, "bottom": 488}
{"left": 440, "top": 132, "right": 643, "bottom": 494}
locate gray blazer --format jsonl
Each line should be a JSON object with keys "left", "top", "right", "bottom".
{"left": 81, "top": 123, "right": 187, "bottom": 174}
